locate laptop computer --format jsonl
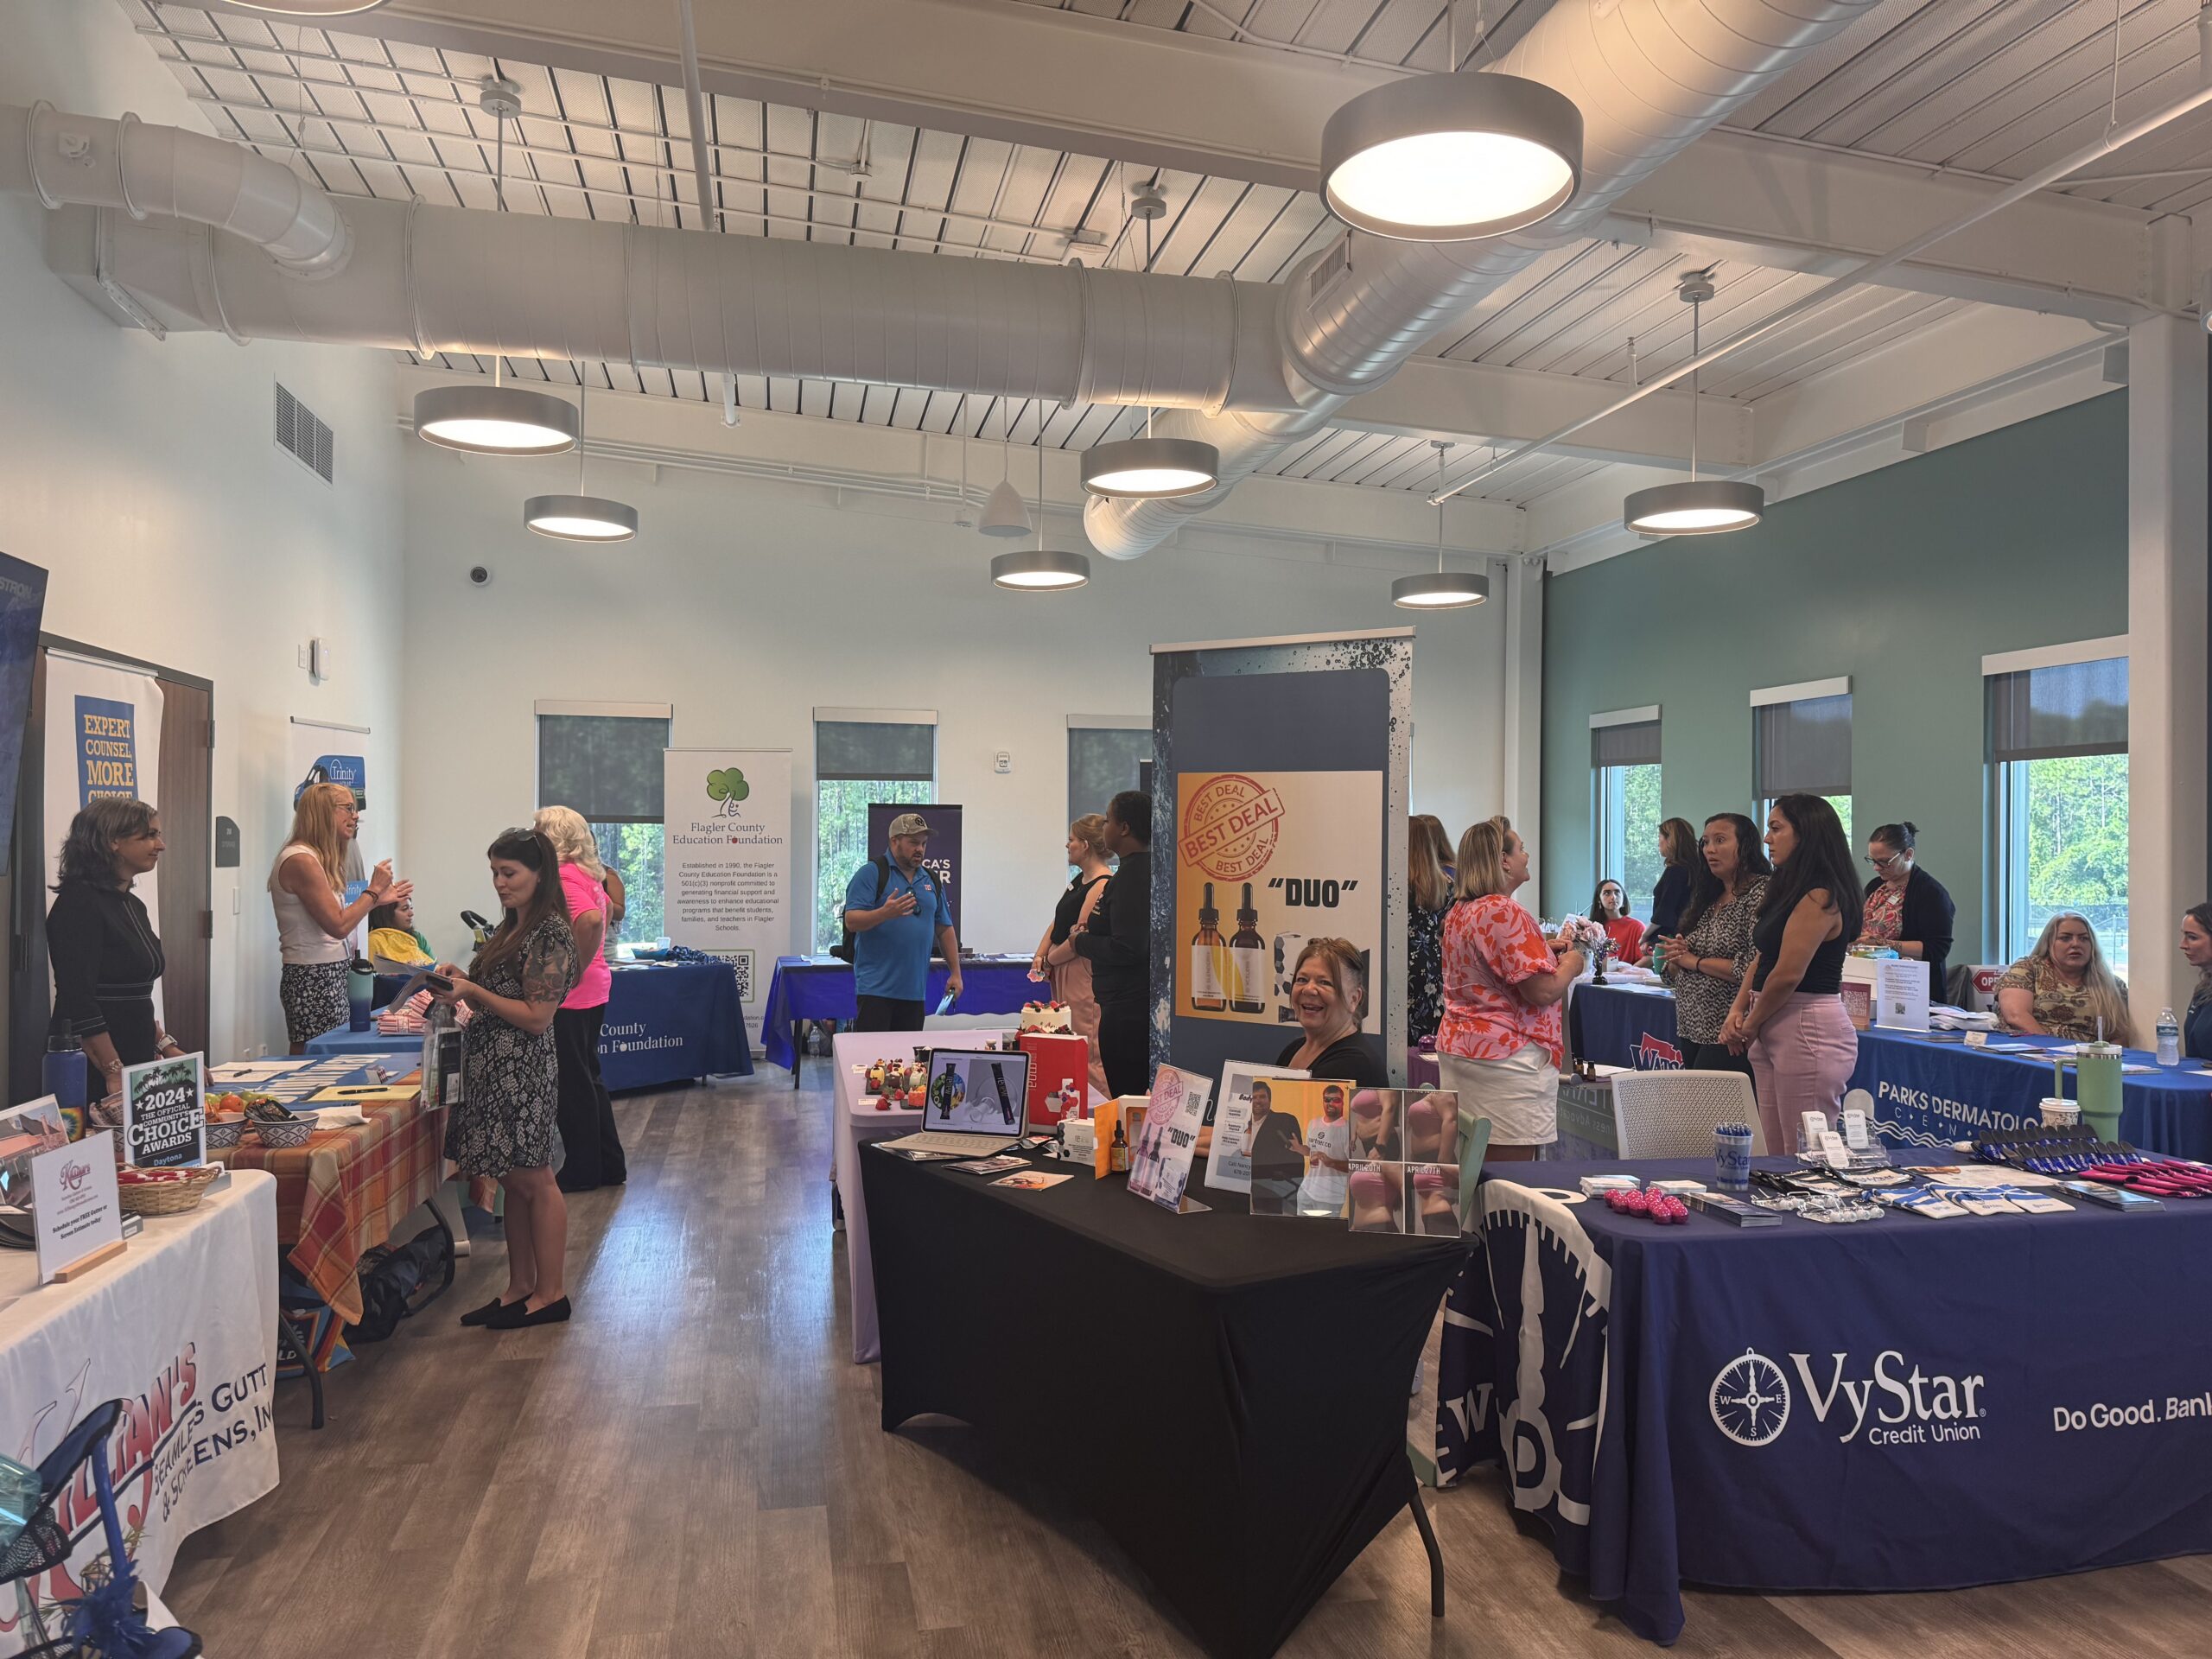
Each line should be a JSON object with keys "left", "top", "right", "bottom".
{"left": 880, "top": 1048, "right": 1032, "bottom": 1156}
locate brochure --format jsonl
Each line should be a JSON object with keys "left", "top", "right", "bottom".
{"left": 949, "top": 1154, "right": 1030, "bottom": 1176}
{"left": 1238, "top": 1077, "right": 1360, "bottom": 1217}
{"left": 992, "top": 1169, "right": 1073, "bottom": 1191}
{"left": 1334, "top": 1088, "right": 1467, "bottom": 1232}
{"left": 1202, "top": 1060, "right": 1308, "bottom": 1194}
{"left": 1127, "top": 1065, "right": 1213, "bottom": 1211}
{"left": 0, "top": 1097, "right": 69, "bottom": 1210}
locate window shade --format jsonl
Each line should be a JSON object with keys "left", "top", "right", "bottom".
{"left": 817, "top": 720, "right": 934, "bottom": 783}
{"left": 1069, "top": 727, "right": 1151, "bottom": 827}
{"left": 537, "top": 714, "right": 671, "bottom": 823}
{"left": 1591, "top": 719, "right": 1661, "bottom": 768}
{"left": 1753, "top": 694, "right": 1852, "bottom": 798}
{"left": 1986, "top": 657, "right": 2127, "bottom": 762}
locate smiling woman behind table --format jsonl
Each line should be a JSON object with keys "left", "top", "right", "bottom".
{"left": 270, "top": 781, "right": 410, "bottom": 1052}
{"left": 1722, "top": 795, "right": 1862, "bottom": 1154}
{"left": 1437, "top": 819, "right": 1585, "bottom": 1162}
{"left": 48, "top": 798, "right": 185, "bottom": 1104}
{"left": 1033, "top": 813, "right": 1114, "bottom": 1096}
{"left": 1995, "top": 912, "right": 2134, "bottom": 1046}
{"left": 1274, "top": 936, "right": 1387, "bottom": 1086}
{"left": 435, "top": 828, "right": 581, "bottom": 1330}
{"left": 1652, "top": 813, "right": 1770, "bottom": 1076}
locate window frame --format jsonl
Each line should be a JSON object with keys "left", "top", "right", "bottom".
{"left": 534, "top": 700, "right": 673, "bottom": 946}
{"left": 1590, "top": 708, "right": 1661, "bottom": 921}
{"left": 1066, "top": 714, "right": 1150, "bottom": 832}
{"left": 811, "top": 708, "right": 938, "bottom": 954}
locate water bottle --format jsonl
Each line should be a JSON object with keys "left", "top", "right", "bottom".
{"left": 42, "top": 1034, "right": 88, "bottom": 1117}
{"left": 2157, "top": 1008, "right": 2182, "bottom": 1067}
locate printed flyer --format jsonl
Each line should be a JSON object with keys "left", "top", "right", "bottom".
{"left": 1201, "top": 1060, "right": 1308, "bottom": 1194}
{"left": 1236, "top": 1077, "right": 1360, "bottom": 1217}
{"left": 1127, "top": 1065, "right": 1213, "bottom": 1212}
{"left": 122, "top": 1053, "right": 207, "bottom": 1169}
{"left": 1173, "top": 770, "right": 1382, "bottom": 1027}
{"left": 1342, "top": 1089, "right": 1466, "bottom": 1235}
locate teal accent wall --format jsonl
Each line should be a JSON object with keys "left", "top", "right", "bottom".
{"left": 1541, "top": 390, "right": 2127, "bottom": 963}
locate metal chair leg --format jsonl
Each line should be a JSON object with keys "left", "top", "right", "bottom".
{"left": 274, "top": 1314, "right": 326, "bottom": 1431}
{"left": 1408, "top": 1491, "right": 1444, "bottom": 1618}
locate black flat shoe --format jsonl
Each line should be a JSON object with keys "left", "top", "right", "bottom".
{"left": 461, "top": 1295, "right": 527, "bottom": 1328}
{"left": 488, "top": 1295, "right": 571, "bottom": 1330}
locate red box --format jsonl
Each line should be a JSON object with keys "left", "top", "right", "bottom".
{"left": 1018, "top": 1032, "right": 1090, "bottom": 1126}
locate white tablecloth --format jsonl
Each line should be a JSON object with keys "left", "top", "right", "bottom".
{"left": 0, "top": 1170, "right": 279, "bottom": 1650}
{"left": 831, "top": 1029, "right": 1014, "bottom": 1363}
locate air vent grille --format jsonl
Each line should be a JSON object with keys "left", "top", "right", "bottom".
{"left": 275, "top": 382, "right": 334, "bottom": 484}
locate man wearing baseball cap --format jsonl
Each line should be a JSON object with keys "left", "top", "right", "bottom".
{"left": 842, "top": 810, "right": 962, "bottom": 1031}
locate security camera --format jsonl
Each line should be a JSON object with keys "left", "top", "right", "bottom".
{"left": 467, "top": 564, "right": 493, "bottom": 588}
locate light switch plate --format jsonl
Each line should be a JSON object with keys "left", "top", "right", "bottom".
{"left": 995, "top": 751, "right": 1011, "bottom": 774}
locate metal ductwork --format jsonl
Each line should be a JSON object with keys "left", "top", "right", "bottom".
{"left": 1081, "top": 0, "right": 1879, "bottom": 558}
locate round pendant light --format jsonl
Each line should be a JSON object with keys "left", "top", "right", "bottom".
{"left": 1081, "top": 435, "right": 1219, "bottom": 499}
{"left": 416, "top": 384, "right": 579, "bottom": 455}
{"left": 1622, "top": 270, "right": 1764, "bottom": 538}
{"left": 227, "top": 0, "right": 388, "bottom": 12}
{"left": 1623, "top": 479, "right": 1764, "bottom": 537}
{"left": 1321, "top": 72, "right": 1581, "bottom": 241}
{"left": 991, "top": 548, "right": 1090, "bottom": 590}
{"left": 1394, "top": 441, "right": 1490, "bottom": 610}
{"left": 524, "top": 370, "right": 638, "bottom": 540}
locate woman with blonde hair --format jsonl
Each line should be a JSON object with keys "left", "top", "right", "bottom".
{"left": 269, "top": 781, "right": 407, "bottom": 1052}
{"left": 1995, "top": 912, "right": 2134, "bottom": 1046}
{"left": 534, "top": 805, "right": 626, "bottom": 1191}
{"left": 1033, "top": 814, "right": 1114, "bottom": 1095}
{"left": 1436, "top": 818, "right": 1584, "bottom": 1160}
{"left": 1407, "top": 814, "right": 1455, "bottom": 1045}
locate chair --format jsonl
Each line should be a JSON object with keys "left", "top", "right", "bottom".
{"left": 0, "top": 1400, "right": 202, "bottom": 1657}
{"left": 1610, "top": 1071, "right": 1758, "bottom": 1159}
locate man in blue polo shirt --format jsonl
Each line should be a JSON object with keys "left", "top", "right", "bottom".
{"left": 843, "top": 811, "right": 963, "bottom": 1032}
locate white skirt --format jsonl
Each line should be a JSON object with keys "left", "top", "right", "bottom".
{"left": 1438, "top": 1045, "right": 1559, "bottom": 1149}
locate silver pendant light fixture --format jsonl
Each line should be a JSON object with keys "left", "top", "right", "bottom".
{"left": 1080, "top": 182, "right": 1220, "bottom": 499}
{"left": 524, "top": 369, "right": 639, "bottom": 541}
{"left": 1320, "top": 1, "right": 1581, "bottom": 242}
{"left": 415, "top": 79, "right": 581, "bottom": 457}
{"left": 1623, "top": 270, "right": 1764, "bottom": 537}
{"left": 228, "top": 1, "right": 387, "bottom": 11}
{"left": 993, "top": 417, "right": 1089, "bottom": 590}
{"left": 1392, "top": 441, "right": 1490, "bottom": 609}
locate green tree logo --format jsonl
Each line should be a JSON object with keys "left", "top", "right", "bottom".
{"left": 707, "top": 766, "right": 750, "bottom": 804}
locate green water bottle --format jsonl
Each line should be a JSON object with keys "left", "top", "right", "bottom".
{"left": 2075, "top": 1040, "right": 2123, "bottom": 1143}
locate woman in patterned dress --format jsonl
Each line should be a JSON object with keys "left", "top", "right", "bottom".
{"left": 1406, "top": 814, "right": 1454, "bottom": 1046}
{"left": 1436, "top": 819, "right": 1587, "bottom": 1161}
{"left": 435, "top": 828, "right": 581, "bottom": 1330}
{"left": 1652, "top": 814, "right": 1770, "bottom": 1075}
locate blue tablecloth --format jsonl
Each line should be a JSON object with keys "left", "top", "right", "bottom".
{"left": 756, "top": 955, "right": 1040, "bottom": 1071}
{"left": 1573, "top": 982, "right": 2212, "bottom": 1159}
{"left": 1438, "top": 1154, "right": 2212, "bottom": 1643}
{"left": 315, "top": 960, "right": 750, "bottom": 1090}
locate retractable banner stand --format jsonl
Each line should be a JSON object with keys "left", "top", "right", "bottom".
{"left": 286, "top": 717, "right": 374, "bottom": 882}
{"left": 664, "top": 748, "right": 792, "bottom": 1008}
{"left": 1151, "top": 631, "right": 1412, "bottom": 1087}
{"left": 44, "top": 655, "right": 164, "bottom": 1009}
{"left": 866, "top": 801, "right": 963, "bottom": 939}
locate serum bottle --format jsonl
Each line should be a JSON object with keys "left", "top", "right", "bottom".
{"left": 1230, "top": 882, "right": 1267, "bottom": 1014}
{"left": 1191, "top": 882, "right": 1228, "bottom": 1011}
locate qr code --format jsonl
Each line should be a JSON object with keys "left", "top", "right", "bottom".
{"left": 727, "top": 950, "right": 753, "bottom": 1001}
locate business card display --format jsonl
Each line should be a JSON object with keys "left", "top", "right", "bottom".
{"left": 31, "top": 1131, "right": 124, "bottom": 1283}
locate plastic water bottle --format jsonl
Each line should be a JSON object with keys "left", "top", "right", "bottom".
{"left": 2157, "top": 1007, "right": 2182, "bottom": 1067}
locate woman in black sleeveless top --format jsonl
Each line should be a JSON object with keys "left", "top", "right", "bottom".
{"left": 1720, "top": 796, "right": 1862, "bottom": 1154}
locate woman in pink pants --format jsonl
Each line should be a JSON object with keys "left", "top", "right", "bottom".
{"left": 1721, "top": 795, "right": 1864, "bottom": 1154}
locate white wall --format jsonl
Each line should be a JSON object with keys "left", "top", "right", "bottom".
{"left": 401, "top": 423, "right": 1510, "bottom": 963}
{"left": 0, "top": 0, "right": 406, "bottom": 1059}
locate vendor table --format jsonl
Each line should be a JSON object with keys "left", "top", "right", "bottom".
{"left": 0, "top": 1169, "right": 280, "bottom": 1643}
{"left": 861, "top": 1144, "right": 1462, "bottom": 1659}
{"left": 1573, "top": 981, "right": 2212, "bottom": 1157}
{"left": 1439, "top": 1154, "right": 2212, "bottom": 1644}
{"left": 759, "top": 953, "right": 1038, "bottom": 1081}
{"left": 337, "top": 959, "right": 751, "bottom": 1090}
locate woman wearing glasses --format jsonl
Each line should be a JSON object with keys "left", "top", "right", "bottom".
{"left": 1856, "top": 822, "right": 1955, "bottom": 1002}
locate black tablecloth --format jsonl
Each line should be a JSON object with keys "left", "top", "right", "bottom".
{"left": 861, "top": 1147, "right": 1465, "bottom": 1659}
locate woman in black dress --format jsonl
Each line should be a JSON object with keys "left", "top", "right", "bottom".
{"left": 436, "top": 829, "right": 580, "bottom": 1331}
{"left": 48, "top": 798, "right": 184, "bottom": 1105}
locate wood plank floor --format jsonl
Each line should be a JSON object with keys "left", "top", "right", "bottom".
{"left": 168, "top": 1072, "right": 2212, "bottom": 1657}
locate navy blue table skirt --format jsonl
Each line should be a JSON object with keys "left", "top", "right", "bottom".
{"left": 1573, "top": 982, "right": 2212, "bottom": 1160}
{"left": 1439, "top": 1154, "right": 2212, "bottom": 1643}
{"left": 756, "top": 954, "right": 1041, "bottom": 1071}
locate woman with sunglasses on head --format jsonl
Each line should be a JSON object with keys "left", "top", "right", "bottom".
{"left": 1857, "top": 822, "right": 1955, "bottom": 1003}
{"left": 1720, "top": 795, "right": 1863, "bottom": 1154}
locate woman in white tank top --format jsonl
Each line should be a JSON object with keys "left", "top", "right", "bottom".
{"left": 269, "top": 782, "right": 412, "bottom": 1052}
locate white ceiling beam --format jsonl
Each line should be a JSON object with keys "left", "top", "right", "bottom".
{"left": 243, "top": 0, "right": 2188, "bottom": 321}
{"left": 1338, "top": 356, "right": 1751, "bottom": 469}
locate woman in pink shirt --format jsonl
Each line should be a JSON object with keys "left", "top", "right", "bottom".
{"left": 1436, "top": 819, "right": 1586, "bottom": 1161}
{"left": 537, "top": 806, "right": 626, "bottom": 1192}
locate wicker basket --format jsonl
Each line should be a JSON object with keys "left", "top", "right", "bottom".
{"left": 118, "top": 1164, "right": 223, "bottom": 1217}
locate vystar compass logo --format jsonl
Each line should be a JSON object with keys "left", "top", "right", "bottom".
{"left": 1710, "top": 1348, "right": 1987, "bottom": 1447}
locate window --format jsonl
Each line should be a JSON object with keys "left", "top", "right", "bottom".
{"left": 1591, "top": 711, "right": 1661, "bottom": 919}
{"left": 536, "top": 702, "right": 672, "bottom": 945}
{"left": 1753, "top": 682, "right": 1852, "bottom": 843}
{"left": 1986, "top": 649, "right": 2128, "bottom": 970}
{"left": 1068, "top": 717, "right": 1150, "bottom": 830}
{"left": 814, "top": 709, "right": 936, "bottom": 951}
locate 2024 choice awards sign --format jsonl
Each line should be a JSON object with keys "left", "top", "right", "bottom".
{"left": 122, "top": 1052, "right": 207, "bottom": 1167}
